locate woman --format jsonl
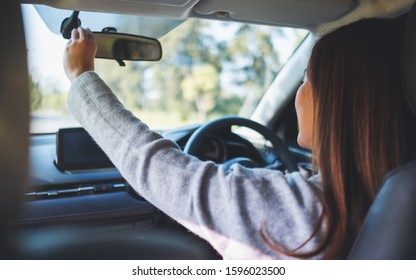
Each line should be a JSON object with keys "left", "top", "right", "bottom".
{"left": 63, "top": 18, "right": 416, "bottom": 259}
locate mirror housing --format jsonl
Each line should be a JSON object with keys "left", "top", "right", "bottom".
{"left": 93, "top": 32, "right": 162, "bottom": 63}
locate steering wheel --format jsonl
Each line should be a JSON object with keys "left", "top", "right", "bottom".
{"left": 183, "top": 116, "right": 298, "bottom": 172}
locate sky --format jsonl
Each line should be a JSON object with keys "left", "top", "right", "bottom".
{"left": 22, "top": 4, "right": 71, "bottom": 92}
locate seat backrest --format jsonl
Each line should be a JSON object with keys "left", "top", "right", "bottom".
{"left": 348, "top": 161, "right": 416, "bottom": 259}
{"left": 0, "top": 1, "right": 30, "bottom": 258}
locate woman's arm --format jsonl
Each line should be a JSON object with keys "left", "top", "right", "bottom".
{"left": 64, "top": 28, "right": 324, "bottom": 260}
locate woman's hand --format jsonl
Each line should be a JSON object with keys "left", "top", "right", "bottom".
{"left": 63, "top": 27, "right": 97, "bottom": 82}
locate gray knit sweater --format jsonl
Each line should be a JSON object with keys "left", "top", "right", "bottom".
{"left": 67, "top": 71, "right": 325, "bottom": 259}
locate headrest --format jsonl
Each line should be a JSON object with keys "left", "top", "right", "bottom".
{"left": 403, "top": 3, "right": 416, "bottom": 113}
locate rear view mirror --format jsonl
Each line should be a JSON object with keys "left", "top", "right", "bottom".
{"left": 93, "top": 32, "right": 162, "bottom": 64}
{"left": 60, "top": 11, "right": 162, "bottom": 64}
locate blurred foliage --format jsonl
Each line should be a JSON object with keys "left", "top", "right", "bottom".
{"left": 29, "top": 74, "right": 42, "bottom": 110}
{"left": 29, "top": 73, "right": 67, "bottom": 114}
{"left": 181, "top": 64, "right": 219, "bottom": 122}
{"left": 30, "top": 19, "right": 307, "bottom": 129}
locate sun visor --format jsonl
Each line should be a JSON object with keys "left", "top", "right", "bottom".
{"left": 33, "top": 4, "right": 183, "bottom": 38}
{"left": 193, "top": 0, "right": 357, "bottom": 27}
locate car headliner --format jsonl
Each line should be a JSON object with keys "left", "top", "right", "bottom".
{"left": 22, "top": 0, "right": 415, "bottom": 32}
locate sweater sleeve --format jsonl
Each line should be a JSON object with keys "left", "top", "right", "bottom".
{"left": 67, "top": 71, "right": 325, "bottom": 259}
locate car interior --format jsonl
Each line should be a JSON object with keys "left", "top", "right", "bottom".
{"left": 1, "top": 0, "right": 416, "bottom": 259}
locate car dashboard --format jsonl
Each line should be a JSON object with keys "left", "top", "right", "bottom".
{"left": 12, "top": 124, "right": 311, "bottom": 259}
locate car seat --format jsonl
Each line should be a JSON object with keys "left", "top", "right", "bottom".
{"left": 0, "top": 0, "right": 29, "bottom": 258}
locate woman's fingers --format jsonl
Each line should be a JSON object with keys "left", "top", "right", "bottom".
{"left": 71, "top": 28, "right": 80, "bottom": 40}
{"left": 86, "top": 28, "right": 94, "bottom": 40}
{"left": 73, "top": 27, "right": 95, "bottom": 42}
{"left": 77, "top": 26, "right": 87, "bottom": 40}
{"left": 64, "top": 26, "right": 97, "bottom": 82}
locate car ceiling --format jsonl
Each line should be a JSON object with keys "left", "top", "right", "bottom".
{"left": 22, "top": 0, "right": 416, "bottom": 30}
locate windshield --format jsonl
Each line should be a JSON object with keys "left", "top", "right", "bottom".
{"left": 22, "top": 4, "right": 308, "bottom": 133}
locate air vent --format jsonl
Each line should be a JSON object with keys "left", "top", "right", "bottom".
{"left": 25, "top": 182, "right": 129, "bottom": 200}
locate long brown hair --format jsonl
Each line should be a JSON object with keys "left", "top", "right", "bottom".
{"left": 262, "top": 18, "right": 416, "bottom": 259}
{"left": 309, "top": 18, "right": 416, "bottom": 258}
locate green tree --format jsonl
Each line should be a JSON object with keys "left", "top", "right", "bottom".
{"left": 151, "top": 19, "right": 222, "bottom": 122}
{"left": 221, "top": 24, "right": 282, "bottom": 116}
{"left": 29, "top": 74, "right": 42, "bottom": 111}
{"left": 29, "top": 74, "right": 68, "bottom": 114}
{"left": 181, "top": 64, "right": 219, "bottom": 122}
{"left": 95, "top": 59, "right": 146, "bottom": 111}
